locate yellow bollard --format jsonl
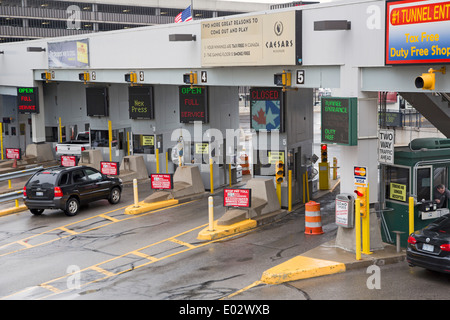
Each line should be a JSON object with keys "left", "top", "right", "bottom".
{"left": 333, "top": 157, "right": 337, "bottom": 180}
{"left": 209, "top": 158, "right": 214, "bottom": 194}
{"left": 58, "top": 117, "right": 62, "bottom": 143}
{"left": 133, "top": 178, "right": 139, "bottom": 207}
{"left": 409, "top": 196, "right": 415, "bottom": 235}
{"left": 306, "top": 172, "right": 310, "bottom": 202}
{"left": 156, "top": 149, "right": 160, "bottom": 174}
{"left": 166, "top": 152, "right": 169, "bottom": 173}
{"left": 362, "top": 184, "right": 372, "bottom": 255}
{"left": 208, "top": 196, "right": 214, "bottom": 231}
{"left": 276, "top": 182, "right": 281, "bottom": 205}
{"left": 108, "top": 120, "right": 112, "bottom": 162}
{"left": 302, "top": 173, "right": 306, "bottom": 204}
{"left": 355, "top": 198, "right": 362, "bottom": 260}
{"left": 288, "top": 170, "right": 292, "bottom": 212}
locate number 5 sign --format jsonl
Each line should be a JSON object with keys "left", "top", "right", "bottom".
{"left": 296, "top": 70, "right": 305, "bottom": 84}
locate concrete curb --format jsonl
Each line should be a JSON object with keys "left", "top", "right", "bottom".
{"left": 0, "top": 205, "right": 28, "bottom": 217}
{"left": 197, "top": 219, "right": 257, "bottom": 241}
{"left": 124, "top": 199, "right": 179, "bottom": 215}
{"left": 261, "top": 256, "right": 346, "bottom": 285}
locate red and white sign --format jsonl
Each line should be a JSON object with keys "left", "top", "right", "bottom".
{"left": 100, "top": 161, "right": 120, "bottom": 176}
{"left": 150, "top": 174, "right": 174, "bottom": 190}
{"left": 6, "top": 148, "right": 21, "bottom": 160}
{"left": 61, "top": 155, "right": 77, "bottom": 167}
{"left": 223, "top": 188, "right": 252, "bottom": 208}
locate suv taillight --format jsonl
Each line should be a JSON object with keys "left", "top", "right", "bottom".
{"left": 54, "top": 187, "right": 63, "bottom": 197}
{"left": 407, "top": 235, "right": 417, "bottom": 244}
{"left": 440, "top": 244, "right": 450, "bottom": 252}
{"left": 23, "top": 186, "right": 27, "bottom": 197}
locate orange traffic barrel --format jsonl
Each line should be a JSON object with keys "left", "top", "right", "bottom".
{"left": 305, "top": 201, "right": 324, "bottom": 235}
{"left": 240, "top": 154, "right": 250, "bottom": 175}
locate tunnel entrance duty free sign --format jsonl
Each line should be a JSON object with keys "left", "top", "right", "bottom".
{"left": 378, "top": 129, "right": 395, "bottom": 165}
{"left": 386, "top": 0, "right": 450, "bottom": 65}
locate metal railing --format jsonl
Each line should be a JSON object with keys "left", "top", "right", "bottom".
{"left": 0, "top": 166, "right": 43, "bottom": 206}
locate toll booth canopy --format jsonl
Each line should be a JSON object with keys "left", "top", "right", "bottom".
{"left": 382, "top": 138, "right": 450, "bottom": 246}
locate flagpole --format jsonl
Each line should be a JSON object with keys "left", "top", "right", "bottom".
{"left": 191, "top": 0, "right": 194, "bottom": 20}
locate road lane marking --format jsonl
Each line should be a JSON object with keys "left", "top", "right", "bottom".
{"left": 0, "top": 200, "right": 196, "bottom": 258}
{"left": 1, "top": 220, "right": 258, "bottom": 300}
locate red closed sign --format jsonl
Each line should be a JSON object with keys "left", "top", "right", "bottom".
{"left": 6, "top": 148, "right": 21, "bottom": 160}
{"left": 223, "top": 188, "right": 252, "bottom": 208}
{"left": 61, "top": 155, "right": 77, "bottom": 167}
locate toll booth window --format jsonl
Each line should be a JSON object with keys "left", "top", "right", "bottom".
{"left": 417, "top": 167, "right": 431, "bottom": 201}
{"left": 132, "top": 134, "right": 155, "bottom": 154}
{"left": 385, "top": 166, "right": 409, "bottom": 202}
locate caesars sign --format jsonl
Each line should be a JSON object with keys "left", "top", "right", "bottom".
{"left": 201, "top": 11, "right": 301, "bottom": 67}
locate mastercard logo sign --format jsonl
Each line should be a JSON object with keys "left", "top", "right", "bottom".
{"left": 354, "top": 166, "right": 367, "bottom": 177}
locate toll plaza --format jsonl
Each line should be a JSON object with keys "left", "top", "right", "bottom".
{"left": 381, "top": 138, "right": 450, "bottom": 246}
{"left": 1, "top": 0, "right": 450, "bottom": 253}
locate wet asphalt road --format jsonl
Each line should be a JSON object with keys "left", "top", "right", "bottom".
{"left": 0, "top": 180, "right": 339, "bottom": 300}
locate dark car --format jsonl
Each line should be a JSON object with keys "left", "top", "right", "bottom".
{"left": 23, "top": 166, "right": 123, "bottom": 216}
{"left": 407, "top": 214, "right": 450, "bottom": 274}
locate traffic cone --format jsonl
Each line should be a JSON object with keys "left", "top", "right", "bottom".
{"left": 305, "top": 201, "right": 324, "bottom": 235}
{"left": 12, "top": 158, "right": 17, "bottom": 169}
{"left": 240, "top": 154, "right": 250, "bottom": 175}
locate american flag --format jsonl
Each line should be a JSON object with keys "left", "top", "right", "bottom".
{"left": 175, "top": 5, "right": 193, "bottom": 23}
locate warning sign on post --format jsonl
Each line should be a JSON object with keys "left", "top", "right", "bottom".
{"left": 150, "top": 174, "right": 174, "bottom": 190}
{"left": 378, "top": 129, "right": 394, "bottom": 165}
{"left": 223, "top": 188, "right": 251, "bottom": 208}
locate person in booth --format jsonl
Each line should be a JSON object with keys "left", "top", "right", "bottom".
{"left": 433, "top": 184, "right": 450, "bottom": 208}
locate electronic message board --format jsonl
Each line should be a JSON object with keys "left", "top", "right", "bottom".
{"left": 86, "top": 87, "right": 109, "bottom": 117}
{"left": 179, "top": 86, "right": 208, "bottom": 123}
{"left": 321, "top": 97, "right": 357, "bottom": 146}
{"left": 129, "top": 86, "right": 154, "bottom": 119}
{"left": 250, "top": 87, "right": 284, "bottom": 132}
{"left": 17, "top": 87, "right": 39, "bottom": 114}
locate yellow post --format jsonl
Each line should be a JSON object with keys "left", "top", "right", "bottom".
{"left": 229, "top": 163, "right": 232, "bottom": 187}
{"left": 0, "top": 122, "right": 3, "bottom": 160}
{"left": 306, "top": 172, "right": 310, "bottom": 202}
{"left": 156, "top": 148, "right": 160, "bottom": 173}
{"left": 108, "top": 120, "right": 112, "bottom": 162}
{"left": 362, "top": 184, "right": 372, "bottom": 255}
{"left": 409, "top": 196, "right": 415, "bottom": 235}
{"left": 302, "top": 173, "right": 306, "bottom": 204}
{"left": 333, "top": 157, "right": 337, "bottom": 180}
{"left": 288, "top": 170, "right": 292, "bottom": 211}
{"left": 355, "top": 198, "right": 362, "bottom": 260}
{"left": 166, "top": 152, "right": 169, "bottom": 173}
{"left": 58, "top": 117, "right": 62, "bottom": 143}
{"left": 276, "top": 182, "right": 281, "bottom": 205}
{"left": 209, "top": 158, "right": 214, "bottom": 194}
{"left": 126, "top": 131, "right": 130, "bottom": 156}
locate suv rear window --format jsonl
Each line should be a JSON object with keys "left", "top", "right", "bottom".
{"left": 28, "top": 171, "right": 59, "bottom": 186}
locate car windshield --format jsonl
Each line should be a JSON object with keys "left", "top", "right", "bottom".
{"left": 28, "top": 171, "right": 59, "bottom": 187}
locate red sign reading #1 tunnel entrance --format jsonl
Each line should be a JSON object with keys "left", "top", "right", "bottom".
{"left": 386, "top": 0, "right": 450, "bottom": 65}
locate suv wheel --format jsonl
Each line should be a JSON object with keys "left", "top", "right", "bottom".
{"left": 108, "top": 187, "right": 121, "bottom": 204}
{"left": 30, "top": 209, "right": 44, "bottom": 215}
{"left": 65, "top": 197, "right": 79, "bottom": 216}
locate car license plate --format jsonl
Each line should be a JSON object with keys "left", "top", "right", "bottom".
{"left": 423, "top": 243, "right": 434, "bottom": 252}
{"left": 36, "top": 191, "right": 43, "bottom": 196}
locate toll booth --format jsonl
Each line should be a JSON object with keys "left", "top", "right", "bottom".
{"left": 381, "top": 138, "right": 450, "bottom": 247}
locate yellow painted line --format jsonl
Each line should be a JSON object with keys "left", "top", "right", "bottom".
{"left": 59, "top": 227, "right": 78, "bottom": 235}
{"left": 260, "top": 256, "right": 346, "bottom": 285}
{"left": 99, "top": 214, "right": 120, "bottom": 223}
{"left": 17, "top": 240, "right": 33, "bottom": 249}
{"left": 40, "top": 283, "right": 61, "bottom": 294}
{"left": 220, "top": 280, "right": 264, "bottom": 300}
{"left": 169, "top": 238, "right": 197, "bottom": 249}
{"left": 0, "top": 200, "right": 199, "bottom": 258}
{"left": 130, "top": 251, "right": 159, "bottom": 262}
{"left": 90, "top": 266, "right": 116, "bottom": 278}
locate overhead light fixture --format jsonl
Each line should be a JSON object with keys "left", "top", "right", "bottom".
{"left": 169, "top": 34, "right": 196, "bottom": 41}
{"left": 27, "top": 47, "right": 46, "bottom": 52}
{"left": 314, "top": 20, "right": 351, "bottom": 31}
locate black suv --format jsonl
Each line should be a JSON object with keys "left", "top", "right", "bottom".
{"left": 23, "top": 166, "right": 123, "bottom": 216}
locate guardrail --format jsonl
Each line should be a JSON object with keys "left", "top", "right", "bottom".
{"left": 0, "top": 166, "right": 43, "bottom": 207}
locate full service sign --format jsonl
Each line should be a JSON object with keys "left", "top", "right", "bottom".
{"left": 223, "top": 188, "right": 251, "bottom": 208}
{"left": 17, "top": 87, "right": 39, "bottom": 114}
{"left": 386, "top": 0, "right": 450, "bottom": 64}
{"left": 179, "top": 86, "right": 208, "bottom": 123}
{"left": 201, "top": 11, "right": 301, "bottom": 66}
